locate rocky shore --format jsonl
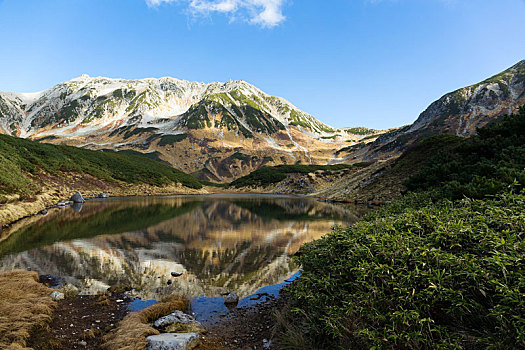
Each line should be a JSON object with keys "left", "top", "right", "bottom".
{"left": 0, "top": 181, "right": 217, "bottom": 229}
{"left": 0, "top": 270, "right": 281, "bottom": 350}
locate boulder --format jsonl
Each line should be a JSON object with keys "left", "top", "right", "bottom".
{"left": 154, "top": 310, "right": 198, "bottom": 329}
{"left": 98, "top": 193, "right": 109, "bottom": 199}
{"left": 70, "top": 192, "right": 85, "bottom": 203}
{"left": 146, "top": 333, "right": 199, "bottom": 350}
{"left": 50, "top": 291, "right": 65, "bottom": 301}
{"left": 224, "top": 292, "right": 239, "bottom": 305}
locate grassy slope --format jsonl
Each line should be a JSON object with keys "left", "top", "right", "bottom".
{"left": 318, "top": 134, "right": 464, "bottom": 203}
{"left": 282, "top": 108, "right": 525, "bottom": 348}
{"left": 230, "top": 164, "right": 360, "bottom": 188}
{"left": 0, "top": 134, "right": 202, "bottom": 199}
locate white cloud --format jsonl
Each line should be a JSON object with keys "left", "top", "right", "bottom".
{"left": 145, "top": 0, "right": 286, "bottom": 28}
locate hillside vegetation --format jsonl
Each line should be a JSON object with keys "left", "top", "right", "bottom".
{"left": 0, "top": 134, "right": 202, "bottom": 199}
{"left": 405, "top": 107, "right": 525, "bottom": 199}
{"left": 282, "top": 107, "right": 525, "bottom": 349}
{"left": 230, "top": 164, "right": 364, "bottom": 188}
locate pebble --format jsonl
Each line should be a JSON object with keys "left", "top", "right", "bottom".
{"left": 79, "top": 340, "right": 87, "bottom": 347}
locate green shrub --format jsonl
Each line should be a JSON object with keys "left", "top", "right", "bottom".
{"left": 285, "top": 192, "right": 525, "bottom": 348}
{"left": 404, "top": 107, "right": 525, "bottom": 200}
{"left": 283, "top": 107, "right": 525, "bottom": 349}
{"left": 158, "top": 134, "right": 188, "bottom": 146}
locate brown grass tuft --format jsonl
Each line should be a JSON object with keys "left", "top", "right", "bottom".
{"left": 102, "top": 295, "right": 189, "bottom": 350}
{"left": 0, "top": 270, "right": 56, "bottom": 350}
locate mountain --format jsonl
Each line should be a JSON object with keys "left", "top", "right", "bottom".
{"left": 0, "top": 76, "right": 380, "bottom": 182}
{"left": 338, "top": 60, "right": 525, "bottom": 161}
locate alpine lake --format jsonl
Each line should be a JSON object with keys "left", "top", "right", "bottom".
{"left": 0, "top": 194, "right": 367, "bottom": 322}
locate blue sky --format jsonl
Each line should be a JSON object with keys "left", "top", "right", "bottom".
{"left": 0, "top": 0, "right": 524, "bottom": 129}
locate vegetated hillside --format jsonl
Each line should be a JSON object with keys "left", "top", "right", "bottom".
{"left": 229, "top": 163, "right": 376, "bottom": 195}
{"left": 0, "top": 133, "right": 202, "bottom": 200}
{"left": 405, "top": 106, "right": 525, "bottom": 199}
{"left": 338, "top": 59, "right": 525, "bottom": 162}
{"left": 0, "top": 75, "right": 384, "bottom": 182}
{"left": 231, "top": 164, "right": 358, "bottom": 187}
{"left": 230, "top": 134, "right": 463, "bottom": 202}
{"left": 281, "top": 108, "right": 525, "bottom": 348}
{"left": 313, "top": 133, "right": 463, "bottom": 203}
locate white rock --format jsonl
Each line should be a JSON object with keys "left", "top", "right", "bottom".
{"left": 50, "top": 291, "right": 64, "bottom": 301}
{"left": 153, "top": 310, "right": 196, "bottom": 329}
{"left": 224, "top": 292, "right": 239, "bottom": 305}
{"left": 153, "top": 310, "right": 195, "bottom": 328}
{"left": 146, "top": 333, "right": 199, "bottom": 350}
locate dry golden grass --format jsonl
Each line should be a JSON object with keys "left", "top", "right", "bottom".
{"left": 102, "top": 295, "right": 189, "bottom": 350}
{"left": 0, "top": 270, "right": 56, "bottom": 350}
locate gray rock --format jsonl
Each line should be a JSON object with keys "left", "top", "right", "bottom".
{"left": 153, "top": 310, "right": 196, "bottom": 329}
{"left": 98, "top": 193, "right": 109, "bottom": 199}
{"left": 70, "top": 192, "right": 85, "bottom": 203}
{"left": 224, "top": 292, "right": 239, "bottom": 305}
{"left": 146, "top": 333, "right": 199, "bottom": 350}
{"left": 50, "top": 291, "right": 64, "bottom": 301}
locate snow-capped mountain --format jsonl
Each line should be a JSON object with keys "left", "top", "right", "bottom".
{"left": 0, "top": 75, "right": 374, "bottom": 181}
{"left": 0, "top": 75, "right": 337, "bottom": 138}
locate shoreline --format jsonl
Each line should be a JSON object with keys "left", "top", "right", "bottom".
{"left": 0, "top": 270, "right": 283, "bottom": 350}
{"left": 0, "top": 183, "right": 217, "bottom": 230}
{"left": 0, "top": 187, "right": 368, "bottom": 234}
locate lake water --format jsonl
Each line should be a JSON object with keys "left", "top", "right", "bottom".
{"left": 0, "top": 194, "right": 365, "bottom": 319}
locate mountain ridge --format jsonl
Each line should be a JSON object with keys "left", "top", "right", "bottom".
{"left": 340, "top": 60, "right": 525, "bottom": 162}
{"left": 0, "top": 75, "right": 338, "bottom": 137}
{"left": 0, "top": 75, "right": 382, "bottom": 182}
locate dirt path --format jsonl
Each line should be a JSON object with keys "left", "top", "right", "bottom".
{"left": 28, "top": 294, "right": 131, "bottom": 350}
{"left": 199, "top": 296, "right": 282, "bottom": 350}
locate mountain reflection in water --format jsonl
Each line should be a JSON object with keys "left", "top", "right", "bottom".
{"left": 0, "top": 195, "right": 367, "bottom": 299}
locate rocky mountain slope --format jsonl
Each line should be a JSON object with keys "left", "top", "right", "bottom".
{"left": 0, "top": 76, "right": 381, "bottom": 182}
{"left": 338, "top": 60, "right": 525, "bottom": 161}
